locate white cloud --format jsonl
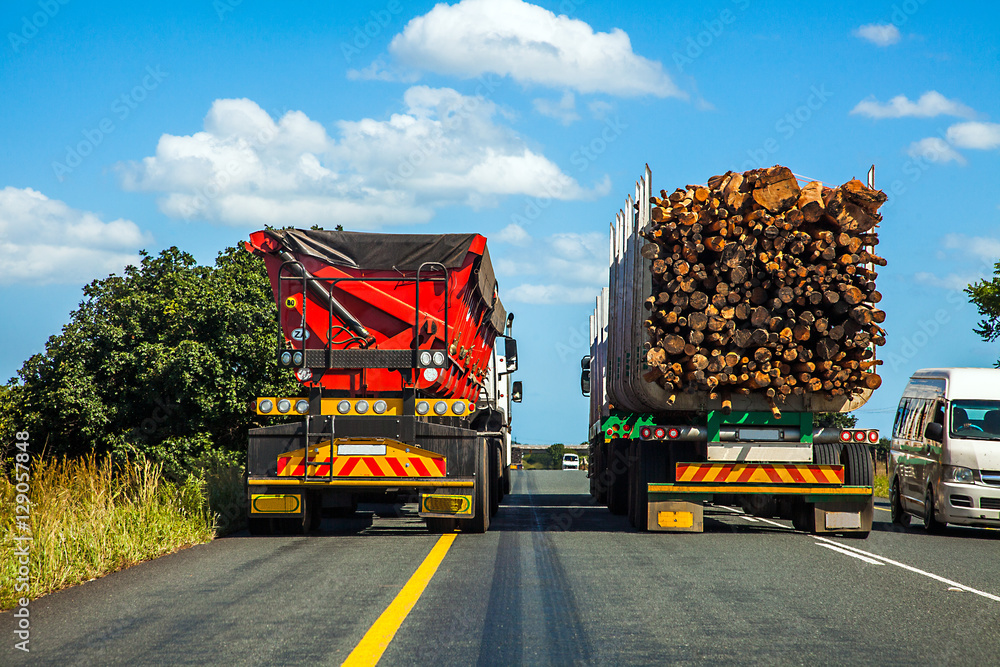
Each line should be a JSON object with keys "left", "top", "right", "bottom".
{"left": 533, "top": 92, "right": 580, "bottom": 125}
{"left": 0, "top": 187, "right": 151, "bottom": 284}
{"left": 851, "top": 91, "right": 976, "bottom": 119}
{"left": 943, "top": 234, "right": 1000, "bottom": 263}
{"left": 588, "top": 100, "right": 615, "bottom": 120}
{"left": 505, "top": 283, "right": 598, "bottom": 304}
{"left": 494, "top": 230, "right": 606, "bottom": 303}
{"left": 946, "top": 121, "right": 1000, "bottom": 150}
{"left": 119, "top": 91, "right": 602, "bottom": 227}
{"left": 915, "top": 234, "right": 1000, "bottom": 290}
{"left": 907, "top": 137, "right": 966, "bottom": 164}
{"left": 853, "top": 23, "right": 901, "bottom": 47}
{"left": 914, "top": 272, "right": 975, "bottom": 291}
{"left": 494, "top": 222, "right": 531, "bottom": 246}
{"left": 387, "top": 0, "right": 684, "bottom": 98}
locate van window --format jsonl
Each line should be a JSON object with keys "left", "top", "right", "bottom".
{"left": 950, "top": 400, "right": 1000, "bottom": 440}
{"left": 893, "top": 400, "right": 908, "bottom": 438}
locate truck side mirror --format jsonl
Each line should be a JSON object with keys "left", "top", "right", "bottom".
{"left": 511, "top": 380, "right": 523, "bottom": 403}
{"left": 504, "top": 338, "right": 518, "bottom": 372}
{"left": 581, "top": 369, "right": 591, "bottom": 396}
{"left": 581, "top": 355, "right": 591, "bottom": 369}
{"left": 924, "top": 422, "right": 943, "bottom": 442}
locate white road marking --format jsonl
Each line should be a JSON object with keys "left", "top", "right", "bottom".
{"left": 813, "top": 536, "right": 1000, "bottom": 603}
{"left": 816, "top": 543, "right": 884, "bottom": 565}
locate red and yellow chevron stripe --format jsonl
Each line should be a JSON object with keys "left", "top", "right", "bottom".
{"left": 675, "top": 462, "right": 845, "bottom": 485}
{"left": 278, "top": 439, "right": 446, "bottom": 478}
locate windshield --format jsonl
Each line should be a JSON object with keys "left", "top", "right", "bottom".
{"left": 950, "top": 400, "right": 1000, "bottom": 440}
{"left": 564, "top": 454, "right": 578, "bottom": 461}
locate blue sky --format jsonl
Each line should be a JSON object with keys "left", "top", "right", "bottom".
{"left": 1, "top": 0, "right": 999, "bottom": 444}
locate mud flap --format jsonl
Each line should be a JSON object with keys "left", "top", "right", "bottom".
{"left": 647, "top": 500, "right": 704, "bottom": 532}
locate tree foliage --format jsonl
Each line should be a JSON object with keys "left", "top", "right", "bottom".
{"left": 967, "top": 263, "right": 1000, "bottom": 355}
{"left": 12, "top": 244, "right": 298, "bottom": 476}
{"left": 813, "top": 412, "right": 858, "bottom": 429}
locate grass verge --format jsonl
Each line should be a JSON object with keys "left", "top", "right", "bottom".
{"left": 874, "top": 473, "right": 890, "bottom": 499}
{"left": 0, "top": 455, "right": 230, "bottom": 610}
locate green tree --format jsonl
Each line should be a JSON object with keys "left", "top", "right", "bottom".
{"left": 13, "top": 243, "right": 298, "bottom": 477}
{"left": 967, "top": 264, "right": 1000, "bottom": 358}
{"left": 813, "top": 412, "right": 858, "bottom": 429}
{"left": 546, "top": 443, "right": 566, "bottom": 469}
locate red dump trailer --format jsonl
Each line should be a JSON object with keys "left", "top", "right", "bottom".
{"left": 244, "top": 229, "right": 521, "bottom": 534}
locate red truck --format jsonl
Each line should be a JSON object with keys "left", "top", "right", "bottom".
{"left": 244, "top": 229, "right": 520, "bottom": 534}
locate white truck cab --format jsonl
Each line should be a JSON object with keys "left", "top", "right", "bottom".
{"left": 890, "top": 368, "right": 1000, "bottom": 531}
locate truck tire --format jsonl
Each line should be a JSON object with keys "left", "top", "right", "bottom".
{"left": 592, "top": 441, "right": 607, "bottom": 503}
{"left": 248, "top": 517, "right": 274, "bottom": 536}
{"left": 425, "top": 517, "right": 456, "bottom": 533}
{"left": 890, "top": 478, "right": 910, "bottom": 527}
{"left": 459, "top": 438, "right": 491, "bottom": 533}
{"left": 627, "top": 441, "right": 638, "bottom": 528}
{"left": 490, "top": 443, "right": 501, "bottom": 518}
{"left": 841, "top": 442, "right": 874, "bottom": 487}
{"left": 608, "top": 440, "right": 629, "bottom": 516}
{"left": 630, "top": 442, "right": 667, "bottom": 531}
{"left": 813, "top": 443, "right": 839, "bottom": 466}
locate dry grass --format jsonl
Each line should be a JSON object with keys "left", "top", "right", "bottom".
{"left": 0, "top": 455, "right": 225, "bottom": 610}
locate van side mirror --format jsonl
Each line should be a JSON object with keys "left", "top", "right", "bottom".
{"left": 504, "top": 338, "right": 518, "bottom": 373}
{"left": 511, "top": 380, "right": 523, "bottom": 403}
{"left": 925, "top": 422, "right": 943, "bottom": 442}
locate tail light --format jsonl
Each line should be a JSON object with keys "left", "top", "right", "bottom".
{"left": 868, "top": 430, "right": 879, "bottom": 443}
{"left": 654, "top": 427, "right": 667, "bottom": 439}
{"left": 840, "top": 430, "right": 852, "bottom": 442}
{"left": 640, "top": 427, "right": 652, "bottom": 439}
{"left": 667, "top": 428, "right": 680, "bottom": 439}
{"left": 853, "top": 431, "right": 867, "bottom": 442}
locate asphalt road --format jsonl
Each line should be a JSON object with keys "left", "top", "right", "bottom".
{"left": 5, "top": 470, "right": 1000, "bottom": 665}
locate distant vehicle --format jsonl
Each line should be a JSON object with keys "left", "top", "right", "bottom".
{"left": 562, "top": 453, "right": 580, "bottom": 470}
{"left": 890, "top": 368, "right": 1000, "bottom": 531}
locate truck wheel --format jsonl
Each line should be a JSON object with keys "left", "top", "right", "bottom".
{"left": 459, "top": 438, "right": 491, "bottom": 533}
{"left": 307, "top": 491, "right": 322, "bottom": 531}
{"left": 922, "top": 487, "right": 944, "bottom": 533}
{"left": 813, "top": 443, "right": 839, "bottom": 466}
{"left": 841, "top": 443, "right": 874, "bottom": 487}
{"left": 608, "top": 440, "right": 629, "bottom": 516}
{"left": 592, "top": 441, "right": 607, "bottom": 503}
{"left": 630, "top": 442, "right": 665, "bottom": 531}
{"left": 791, "top": 502, "right": 814, "bottom": 532}
{"left": 627, "top": 441, "right": 638, "bottom": 527}
{"left": 890, "top": 478, "right": 910, "bottom": 527}
{"left": 425, "top": 517, "right": 456, "bottom": 534}
{"left": 490, "top": 443, "right": 501, "bottom": 518}
{"left": 248, "top": 517, "right": 274, "bottom": 536}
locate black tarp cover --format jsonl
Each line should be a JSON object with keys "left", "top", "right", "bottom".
{"left": 267, "top": 229, "right": 507, "bottom": 334}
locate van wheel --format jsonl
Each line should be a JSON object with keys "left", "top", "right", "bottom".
{"left": 923, "top": 487, "right": 944, "bottom": 533}
{"left": 890, "top": 479, "right": 910, "bottom": 527}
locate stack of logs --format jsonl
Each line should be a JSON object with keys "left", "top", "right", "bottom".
{"left": 642, "top": 165, "right": 886, "bottom": 411}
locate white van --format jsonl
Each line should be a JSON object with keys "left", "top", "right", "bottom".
{"left": 890, "top": 368, "right": 1000, "bottom": 531}
{"left": 562, "top": 453, "right": 580, "bottom": 470}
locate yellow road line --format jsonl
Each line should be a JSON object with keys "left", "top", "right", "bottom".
{"left": 342, "top": 533, "right": 457, "bottom": 667}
